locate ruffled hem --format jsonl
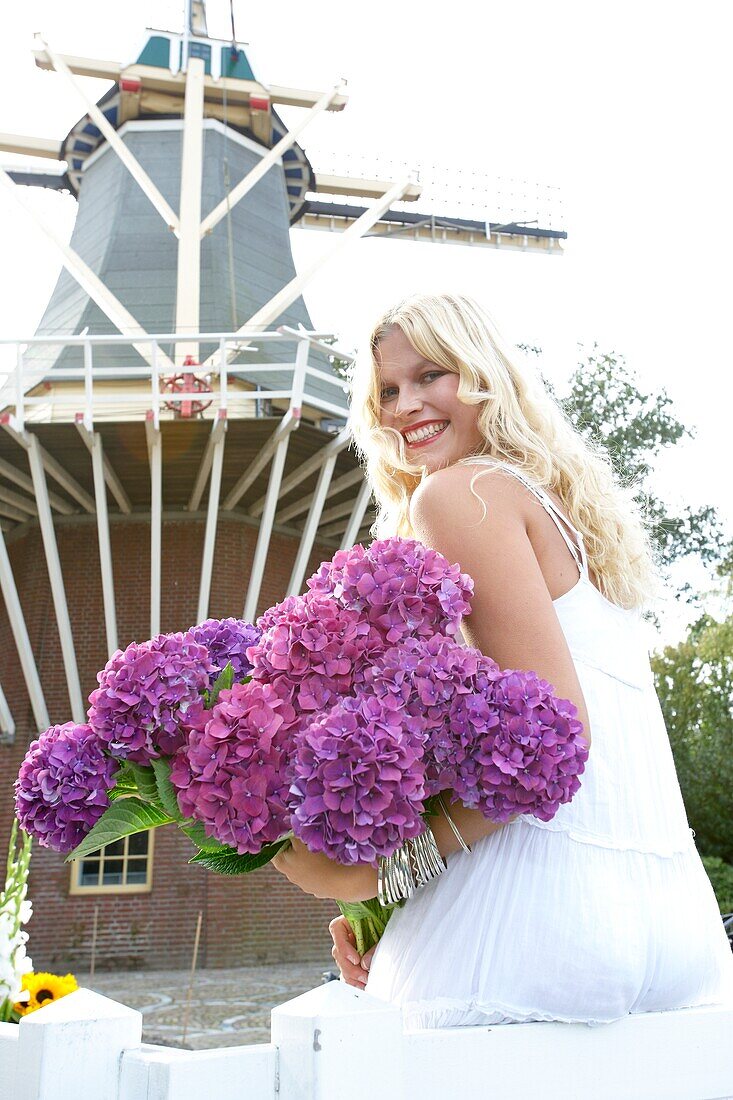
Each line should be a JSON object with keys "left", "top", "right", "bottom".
{"left": 519, "top": 816, "right": 697, "bottom": 858}
{"left": 399, "top": 992, "right": 733, "bottom": 1032}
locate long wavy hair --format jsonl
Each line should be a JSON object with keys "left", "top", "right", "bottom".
{"left": 348, "top": 292, "right": 662, "bottom": 610}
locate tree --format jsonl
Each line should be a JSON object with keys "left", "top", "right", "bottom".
{"left": 553, "top": 346, "right": 729, "bottom": 593}
{"left": 651, "top": 559, "right": 733, "bottom": 862}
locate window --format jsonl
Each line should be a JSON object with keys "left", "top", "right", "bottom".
{"left": 69, "top": 830, "right": 154, "bottom": 895}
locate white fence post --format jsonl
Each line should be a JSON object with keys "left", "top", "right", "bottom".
{"left": 271, "top": 981, "right": 404, "bottom": 1100}
{"left": 15, "top": 988, "right": 141, "bottom": 1100}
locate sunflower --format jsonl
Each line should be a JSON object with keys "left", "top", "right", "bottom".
{"left": 14, "top": 971, "right": 79, "bottom": 1016}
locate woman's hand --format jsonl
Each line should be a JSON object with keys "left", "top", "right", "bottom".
{"left": 271, "top": 837, "right": 378, "bottom": 902}
{"left": 329, "top": 915, "right": 377, "bottom": 987}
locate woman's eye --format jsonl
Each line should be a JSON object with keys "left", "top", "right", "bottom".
{"left": 380, "top": 372, "right": 443, "bottom": 402}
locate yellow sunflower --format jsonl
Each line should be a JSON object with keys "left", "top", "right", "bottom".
{"left": 14, "top": 971, "right": 79, "bottom": 1016}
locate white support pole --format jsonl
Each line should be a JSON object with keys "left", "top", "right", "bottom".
{"left": 0, "top": 456, "right": 75, "bottom": 515}
{"left": 74, "top": 418, "right": 132, "bottom": 515}
{"left": 201, "top": 176, "right": 416, "bottom": 369}
{"left": 196, "top": 416, "right": 226, "bottom": 624}
{"left": 26, "top": 433, "right": 84, "bottom": 723}
{"left": 249, "top": 426, "right": 352, "bottom": 518}
{"left": 286, "top": 451, "right": 338, "bottom": 595}
{"left": 277, "top": 466, "right": 362, "bottom": 524}
{"left": 0, "top": 169, "right": 175, "bottom": 373}
{"left": 0, "top": 501, "right": 30, "bottom": 523}
{"left": 0, "top": 682, "right": 14, "bottom": 738}
{"left": 2, "top": 418, "right": 96, "bottom": 513}
{"left": 200, "top": 81, "right": 345, "bottom": 237}
{"left": 243, "top": 433, "right": 291, "bottom": 622}
{"left": 187, "top": 410, "right": 227, "bottom": 512}
{"left": 175, "top": 56, "right": 205, "bottom": 365}
{"left": 223, "top": 409, "right": 300, "bottom": 510}
{"left": 340, "top": 479, "right": 373, "bottom": 550}
{"left": 0, "top": 526, "right": 50, "bottom": 731}
{"left": 146, "top": 413, "right": 162, "bottom": 637}
{"left": 38, "top": 38, "right": 180, "bottom": 234}
{"left": 87, "top": 431, "right": 118, "bottom": 658}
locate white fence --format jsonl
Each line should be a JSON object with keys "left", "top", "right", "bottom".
{"left": 1, "top": 982, "right": 733, "bottom": 1100}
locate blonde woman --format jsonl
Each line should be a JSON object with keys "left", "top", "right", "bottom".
{"left": 272, "top": 292, "right": 733, "bottom": 1029}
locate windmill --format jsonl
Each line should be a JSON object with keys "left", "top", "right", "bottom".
{"left": 0, "top": 2, "right": 566, "bottom": 970}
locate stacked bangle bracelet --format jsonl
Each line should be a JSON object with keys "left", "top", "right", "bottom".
{"left": 377, "top": 823, "right": 446, "bottom": 906}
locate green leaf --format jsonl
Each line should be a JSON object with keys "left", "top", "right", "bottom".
{"left": 65, "top": 798, "right": 174, "bottom": 862}
{"left": 188, "top": 838, "right": 289, "bottom": 875}
{"left": 108, "top": 764, "right": 139, "bottom": 800}
{"left": 150, "top": 758, "right": 183, "bottom": 820}
{"left": 128, "top": 764, "right": 160, "bottom": 806}
{"left": 180, "top": 821, "right": 227, "bottom": 852}
{"left": 207, "top": 662, "right": 235, "bottom": 709}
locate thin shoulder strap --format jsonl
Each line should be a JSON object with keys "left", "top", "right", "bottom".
{"left": 474, "top": 459, "right": 589, "bottom": 577}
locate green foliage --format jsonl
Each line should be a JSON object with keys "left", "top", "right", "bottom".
{"left": 555, "top": 346, "right": 728, "bottom": 582}
{"left": 700, "top": 856, "right": 733, "bottom": 915}
{"left": 66, "top": 798, "right": 174, "bottom": 862}
{"left": 188, "top": 838, "right": 290, "bottom": 874}
{"left": 652, "top": 602, "right": 733, "bottom": 863}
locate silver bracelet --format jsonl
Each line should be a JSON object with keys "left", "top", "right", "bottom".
{"left": 438, "top": 794, "right": 472, "bottom": 854}
{"left": 377, "top": 822, "right": 447, "bottom": 906}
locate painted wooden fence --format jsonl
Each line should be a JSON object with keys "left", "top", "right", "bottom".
{"left": 1, "top": 982, "right": 732, "bottom": 1099}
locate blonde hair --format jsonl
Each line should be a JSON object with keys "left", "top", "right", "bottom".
{"left": 348, "top": 292, "right": 662, "bottom": 611}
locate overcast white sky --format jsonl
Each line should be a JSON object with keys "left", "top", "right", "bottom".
{"left": 0, "top": 0, "right": 730, "bottom": 643}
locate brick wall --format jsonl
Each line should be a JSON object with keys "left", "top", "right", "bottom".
{"left": 0, "top": 516, "right": 339, "bottom": 971}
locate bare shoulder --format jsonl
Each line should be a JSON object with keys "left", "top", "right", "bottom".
{"left": 410, "top": 462, "right": 529, "bottom": 544}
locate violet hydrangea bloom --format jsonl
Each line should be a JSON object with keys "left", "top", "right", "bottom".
{"left": 170, "top": 680, "right": 296, "bottom": 853}
{"left": 365, "top": 636, "right": 589, "bottom": 823}
{"left": 189, "top": 617, "right": 261, "bottom": 683}
{"left": 87, "top": 632, "right": 216, "bottom": 763}
{"left": 306, "top": 537, "right": 473, "bottom": 645}
{"left": 290, "top": 693, "right": 427, "bottom": 865}
{"left": 455, "top": 669, "right": 590, "bottom": 823}
{"left": 248, "top": 592, "right": 383, "bottom": 717}
{"left": 14, "top": 723, "right": 119, "bottom": 853}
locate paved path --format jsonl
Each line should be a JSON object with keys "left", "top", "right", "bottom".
{"left": 86, "top": 959, "right": 337, "bottom": 1049}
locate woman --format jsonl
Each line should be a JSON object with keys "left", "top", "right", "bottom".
{"left": 272, "top": 292, "right": 733, "bottom": 1029}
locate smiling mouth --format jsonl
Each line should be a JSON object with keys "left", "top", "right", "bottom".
{"left": 403, "top": 421, "right": 449, "bottom": 447}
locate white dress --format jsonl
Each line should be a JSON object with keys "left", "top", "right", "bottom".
{"left": 365, "top": 461, "right": 733, "bottom": 1029}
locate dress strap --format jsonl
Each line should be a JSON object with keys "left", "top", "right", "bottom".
{"left": 471, "top": 459, "right": 589, "bottom": 578}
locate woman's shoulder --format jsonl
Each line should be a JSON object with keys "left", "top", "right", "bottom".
{"left": 410, "top": 460, "right": 531, "bottom": 536}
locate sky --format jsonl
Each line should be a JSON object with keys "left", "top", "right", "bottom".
{"left": 0, "top": 0, "right": 730, "bottom": 644}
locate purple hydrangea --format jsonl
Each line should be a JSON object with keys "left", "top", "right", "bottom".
{"left": 248, "top": 592, "right": 384, "bottom": 718}
{"left": 170, "top": 680, "right": 297, "bottom": 853}
{"left": 188, "top": 617, "right": 261, "bottom": 683}
{"left": 87, "top": 632, "right": 216, "bottom": 764}
{"left": 365, "top": 636, "right": 589, "bottom": 823}
{"left": 14, "top": 723, "right": 119, "bottom": 853}
{"left": 306, "top": 537, "right": 473, "bottom": 645}
{"left": 455, "top": 670, "right": 590, "bottom": 823}
{"left": 290, "top": 693, "right": 427, "bottom": 865}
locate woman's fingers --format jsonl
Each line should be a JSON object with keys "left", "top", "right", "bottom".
{"left": 360, "top": 944, "right": 377, "bottom": 973}
{"left": 328, "top": 915, "right": 368, "bottom": 988}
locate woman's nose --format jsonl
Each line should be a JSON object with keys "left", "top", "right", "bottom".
{"left": 394, "top": 388, "right": 422, "bottom": 420}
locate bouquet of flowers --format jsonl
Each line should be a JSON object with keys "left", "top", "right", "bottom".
{"left": 0, "top": 821, "right": 33, "bottom": 1022}
{"left": 14, "top": 539, "right": 589, "bottom": 955}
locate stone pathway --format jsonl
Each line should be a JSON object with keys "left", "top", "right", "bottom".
{"left": 86, "top": 959, "right": 337, "bottom": 1049}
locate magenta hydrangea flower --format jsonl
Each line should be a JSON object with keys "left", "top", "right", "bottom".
{"left": 14, "top": 723, "right": 119, "bottom": 853}
{"left": 170, "top": 680, "right": 297, "bottom": 853}
{"left": 306, "top": 537, "right": 473, "bottom": 644}
{"left": 87, "top": 632, "right": 216, "bottom": 763}
{"left": 290, "top": 693, "right": 427, "bottom": 865}
{"left": 364, "top": 636, "right": 589, "bottom": 823}
{"left": 189, "top": 617, "right": 261, "bottom": 683}
{"left": 248, "top": 592, "right": 383, "bottom": 717}
{"left": 455, "top": 670, "right": 590, "bottom": 823}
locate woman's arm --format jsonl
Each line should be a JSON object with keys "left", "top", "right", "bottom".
{"left": 410, "top": 461, "right": 592, "bottom": 744}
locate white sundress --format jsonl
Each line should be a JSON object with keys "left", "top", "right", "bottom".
{"left": 365, "top": 460, "right": 733, "bottom": 1029}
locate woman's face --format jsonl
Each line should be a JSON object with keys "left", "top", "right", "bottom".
{"left": 376, "top": 327, "right": 484, "bottom": 473}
